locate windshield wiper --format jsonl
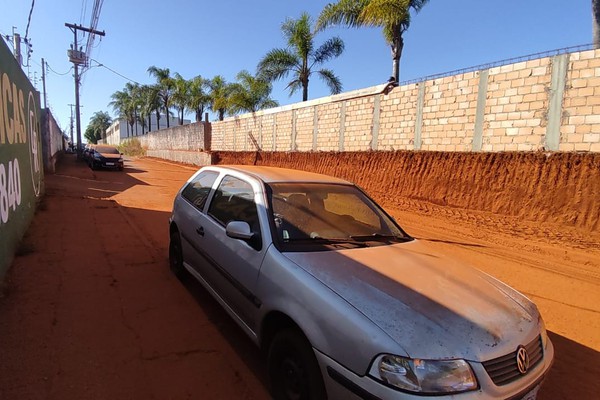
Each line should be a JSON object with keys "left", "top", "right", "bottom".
{"left": 284, "top": 237, "right": 369, "bottom": 247}
{"left": 349, "top": 233, "right": 411, "bottom": 242}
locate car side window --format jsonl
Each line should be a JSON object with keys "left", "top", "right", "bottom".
{"left": 208, "top": 175, "right": 259, "bottom": 232}
{"left": 181, "top": 171, "right": 218, "bottom": 211}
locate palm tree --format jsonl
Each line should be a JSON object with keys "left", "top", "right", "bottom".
{"left": 594, "top": 0, "right": 600, "bottom": 47}
{"left": 208, "top": 75, "right": 232, "bottom": 121}
{"left": 257, "top": 12, "right": 344, "bottom": 101}
{"left": 147, "top": 66, "right": 174, "bottom": 128}
{"left": 187, "top": 75, "right": 210, "bottom": 122}
{"left": 109, "top": 89, "right": 134, "bottom": 137}
{"left": 229, "top": 70, "right": 279, "bottom": 114}
{"left": 84, "top": 111, "right": 112, "bottom": 144}
{"left": 172, "top": 73, "right": 190, "bottom": 125}
{"left": 316, "top": 0, "right": 430, "bottom": 82}
{"left": 138, "top": 85, "right": 156, "bottom": 133}
{"left": 125, "top": 82, "right": 142, "bottom": 136}
{"left": 144, "top": 84, "right": 161, "bottom": 131}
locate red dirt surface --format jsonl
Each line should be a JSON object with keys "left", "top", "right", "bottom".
{"left": 1, "top": 153, "right": 599, "bottom": 399}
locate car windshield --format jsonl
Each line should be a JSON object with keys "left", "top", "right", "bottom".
{"left": 268, "top": 183, "right": 410, "bottom": 249}
{"left": 95, "top": 146, "right": 119, "bottom": 154}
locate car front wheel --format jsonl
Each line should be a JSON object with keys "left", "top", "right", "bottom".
{"left": 169, "top": 231, "right": 186, "bottom": 279}
{"left": 268, "top": 329, "right": 326, "bottom": 400}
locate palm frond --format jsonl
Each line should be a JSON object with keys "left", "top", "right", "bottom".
{"left": 360, "top": 0, "right": 410, "bottom": 28}
{"left": 315, "top": 0, "right": 370, "bottom": 31}
{"left": 312, "top": 37, "right": 345, "bottom": 65}
{"left": 317, "top": 69, "right": 343, "bottom": 95}
{"left": 285, "top": 79, "right": 303, "bottom": 97}
{"left": 257, "top": 48, "right": 299, "bottom": 81}
{"left": 282, "top": 12, "right": 314, "bottom": 59}
{"left": 409, "top": 0, "right": 430, "bottom": 13}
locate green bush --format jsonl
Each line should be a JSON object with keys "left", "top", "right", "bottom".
{"left": 118, "top": 139, "right": 146, "bottom": 156}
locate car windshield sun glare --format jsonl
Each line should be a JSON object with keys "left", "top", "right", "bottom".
{"left": 370, "top": 354, "right": 478, "bottom": 394}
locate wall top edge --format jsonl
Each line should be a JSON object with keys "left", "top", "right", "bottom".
{"left": 221, "top": 82, "right": 393, "bottom": 122}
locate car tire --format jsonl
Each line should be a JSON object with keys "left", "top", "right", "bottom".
{"left": 268, "top": 329, "right": 326, "bottom": 400}
{"left": 169, "top": 231, "right": 186, "bottom": 279}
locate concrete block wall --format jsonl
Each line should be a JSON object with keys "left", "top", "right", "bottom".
{"left": 145, "top": 149, "right": 212, "bottom": 166}
{"left": 481, "top": 58, "right": 552, "bottom": 151}
{"left": 561, "top": 51, "right": 600, "bottom": 152}
{"left": 379, "top": 84, "right": 419, "bottom": 150}
{"left": 137, "top": 121, "right": 208, "bottom": 151}
{"left": 210, "top": 48, "right": 600, "bottom": 153}
{"left": 42, "top": 109, "right": 66, "bottom": 173}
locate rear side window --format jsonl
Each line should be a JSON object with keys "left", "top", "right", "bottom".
{"left": 208, "top": 175, "right": 259, "bottom": 232}
{"left": 181, "top": 171, "right": 218, "bottom": 210}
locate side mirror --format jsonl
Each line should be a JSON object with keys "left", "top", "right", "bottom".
{"left": 226, "top": 221, "right": 261, "bottom": 250}
{"left": 226, "top": 221, "right": 253, "bottom": 240}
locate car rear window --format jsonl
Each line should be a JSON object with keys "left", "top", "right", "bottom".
{"left": 95, "top": 146, "right": 119, "bottom": 154}
{"left": 181, "top": 171, "right": 218, "bottom": 210}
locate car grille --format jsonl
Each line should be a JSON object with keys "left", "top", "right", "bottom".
{"left": 482, "top": 335, "right": 544, "bottom": 386}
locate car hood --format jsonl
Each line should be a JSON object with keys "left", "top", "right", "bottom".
{"left": 282, "top": 240, "right": 538, "bottom": 361}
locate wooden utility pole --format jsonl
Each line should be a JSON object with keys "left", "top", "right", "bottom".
{"left": 68, "top": 104, "right": 75, "bottom": 147}
{"left": 64, "top": 23, "right": 105, "bottom": 155}
{"left": 41, "top": 58, "right": 47, "bottom": 109}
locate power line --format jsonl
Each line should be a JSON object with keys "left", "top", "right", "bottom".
{"left": 82, "top": 0, "right": 105, "bottom": 79}
{"left": 24, "top": 0, "right": 35, "bottom": 41}
{"left": 47, "top": 63, "right": 73, "bottom": 76}
{"left": 80, "top": 0, "right": 89, "bottom": 27}
{"left": 89, "top": 58, "right": 139, "bottom": 84}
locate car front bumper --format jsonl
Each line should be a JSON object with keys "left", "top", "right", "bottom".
{"left": 314, "top": 338, "right": 554, "bottom": 400}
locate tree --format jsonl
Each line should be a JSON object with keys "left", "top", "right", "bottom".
{"left": 316, "top": 0, "right": 429, "bottom": 83}
{"left": 187, "top": 76, "right": 210, "bottom": 122}
{"left": 594, "top": 0, "right": 600, "bottom": 47}
{"left": 147, "top": 66, "right": 174, "bottom": 128}
{"left": 143, "top": 84, "right": 161, "bottom": 132}
{"left": 84, "top": 111, "right": 112, "bottom": 144}
{"left": 208, "top": 75, "right": 232, "bottom": 121}
{"left": 172, "top": 73, "right": 190, "bottom": 125}
{"left": 138, "top": 85, "right": 157, "bottom": 133}
{"left": 125, "top": 82, "right": 142, "bottom": 136}
{"left": 109, "top": 89, "right": 134, "bottom": 137}
{"left": 229, "top": 70, "right": 279, "bottom": 114}
{"left": 257, "top": 12, "right": 344, "bottom": 101}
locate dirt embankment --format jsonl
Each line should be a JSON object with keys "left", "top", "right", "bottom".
{"left": 213, "top": 151, "right": 600, "bottom": 234}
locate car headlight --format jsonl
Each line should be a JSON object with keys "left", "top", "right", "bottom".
{"left": 539, "top": 315, "right": 548, "bottom": 349}
{"left": 94, "top": 153, "right": 101, "bottom": 159}
{"left": 369, "top": 354, "right": 477, "bottom": 394}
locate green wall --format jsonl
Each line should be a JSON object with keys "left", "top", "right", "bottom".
{"left": 0, "top": 39, "right": 44, "bottom": 278}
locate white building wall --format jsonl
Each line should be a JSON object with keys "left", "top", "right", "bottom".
{"left": 104, "top": 115, "right": 191, "bottom": 145}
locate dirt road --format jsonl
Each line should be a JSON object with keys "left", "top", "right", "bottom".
{"left": 1, "top": 155, "right": 598, "bottom": 399}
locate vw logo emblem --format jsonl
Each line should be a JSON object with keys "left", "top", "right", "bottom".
{"left": 516, "top": 347, "right": 530, "bottom": 374}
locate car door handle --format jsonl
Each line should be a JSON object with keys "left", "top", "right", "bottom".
{"left": 196, "top": 226, "right": 204, "bottom": 236}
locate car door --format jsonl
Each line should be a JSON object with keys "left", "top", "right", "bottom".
{"left": 192, "top": 174, "right": 267, "bottom": 331}
{"left": 176, "top": 170, "right": 219, "bottom": 271}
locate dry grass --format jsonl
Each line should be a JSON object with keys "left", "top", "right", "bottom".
{"left": 118, "top": 139, "right": 146, "bottom": 156}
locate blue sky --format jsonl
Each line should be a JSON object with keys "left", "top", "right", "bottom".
{"left": 0, "top": 0, "right": 593, "bottom": 141}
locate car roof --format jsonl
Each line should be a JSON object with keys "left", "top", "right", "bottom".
{"left": 205, "top": 165, "right": 352, "bottom": 185}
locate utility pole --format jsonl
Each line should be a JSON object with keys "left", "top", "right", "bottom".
{"left": 65, "top": 23, "right": 105, "bottom": 157}
{"left": 12, "top": 29, "right": 22, "bottom": 66}
{"left": 41, "top": 58, "right": 47, "bottom": 109}
{"left": 68, "top": 104, "right": 75, "bottom": 148}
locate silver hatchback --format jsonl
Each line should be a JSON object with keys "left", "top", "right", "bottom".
{"left": 169, "top": 165, "right": 554, "bottom": 400}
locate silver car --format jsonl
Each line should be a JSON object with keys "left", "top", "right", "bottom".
{"left": 169, "top": 165, "right": 554, "bottom": 400}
